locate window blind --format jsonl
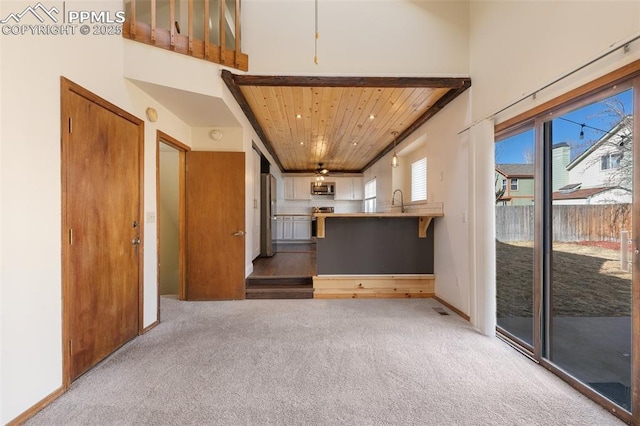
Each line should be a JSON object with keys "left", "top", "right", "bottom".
{"left": 411, "top": 158, "right": 427, "bottom": 202}
{"left": 364, "top": 178, "right": 376, "bottom": 213}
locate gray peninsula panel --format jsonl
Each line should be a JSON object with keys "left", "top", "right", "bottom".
{"left": 316, "top": 216, "right": 434, "bottom": 275}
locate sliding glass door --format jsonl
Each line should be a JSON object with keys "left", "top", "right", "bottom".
{"left": 495, "top": 128, "right": 536, "bottom": 348}
{"left": 546, "top": 87, "right": 634, "bottom": 410}
{"left": 495, "top": 73, "right": 638, "bottom": 421}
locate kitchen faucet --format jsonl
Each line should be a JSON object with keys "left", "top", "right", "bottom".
{"left": 392, "top": 189, "right": 405, "bottom": 213}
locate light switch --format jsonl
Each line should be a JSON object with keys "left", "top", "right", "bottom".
{"left": 146, "top": 212, "right": 156, "bottom": 223}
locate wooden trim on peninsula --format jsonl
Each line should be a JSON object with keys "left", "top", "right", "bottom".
{"left": 314, "top": 212, "right": 443, "bottom": 239}
{"left": 314, "top": 275, "right": 435, "bottom": 299}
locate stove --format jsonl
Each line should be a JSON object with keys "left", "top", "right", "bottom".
{"left": 312, "top": 206, "right": 334, "bottom": 214}
{"left": 311, "top": 207, "right": 333, "bottom": 237}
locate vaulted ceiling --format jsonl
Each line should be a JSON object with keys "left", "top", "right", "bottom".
{"left": 222, "top": 71, "right": 471, "bottom": 173}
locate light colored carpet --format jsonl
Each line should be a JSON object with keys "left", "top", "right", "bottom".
{"left": 27, "top": 297, "right": 623, "bottom": 425}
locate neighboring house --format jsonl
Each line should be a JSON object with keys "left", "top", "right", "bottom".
{"left": 551, "top": 118, "right": 633, "bottom": 204}
{"left": 552, "top": 185, "right": 632, "bottom": 205}
{"left": 495, "top": 164, "right": 534, "bottom": 205}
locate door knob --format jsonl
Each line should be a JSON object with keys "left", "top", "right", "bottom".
{"left": 233, "top": 231, "right": 245, "bottom": 237}
{"left": 132, "top": 237, "right": 141, "bottom": 245}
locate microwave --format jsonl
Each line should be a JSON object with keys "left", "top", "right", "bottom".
{"left": 311, "top": 182, "right": 335, "bottom": 195}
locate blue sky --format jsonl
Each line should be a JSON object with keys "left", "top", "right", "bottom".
{"left": 495, "top": 89, "right": 633, "bottom": 164}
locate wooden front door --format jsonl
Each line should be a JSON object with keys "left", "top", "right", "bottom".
{"left": 62, "top": 79, "right": 143, "bottom": 383}
{"left": 186, "top": 151, "right": 246, "bottom": 300}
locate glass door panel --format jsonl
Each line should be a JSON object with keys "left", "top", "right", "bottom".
{"left": 547, "top": 88, "right": 633, "bottom": 411}
{"left": 495, "top": 128, "right": 536, "bottom": 347}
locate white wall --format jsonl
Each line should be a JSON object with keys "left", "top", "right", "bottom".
{"left": 243, "top": 0, "right": 469, "bottom": 76}
{"left": 470, "top": 1, "right": 640, "bottom": 124}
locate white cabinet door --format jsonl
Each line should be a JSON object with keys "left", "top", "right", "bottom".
{"left": 275, "top": 217, "right": 284, "bottom": 240}
{"left": 351, "top": 177, "right": 364, "bottom": 200}
{"left": 294, "top": 177, "right": 311, "bottom": 200}
{"left": 282, "top": 216, "right": 293, "bottom": 239}
{"left": 293, "top": 217, "right": 311, "bottom": 240}
{"left": 284, "top": 178, "right": 295, "bottom": 200}
{"left": 334, "top": 177, "right": 364, "bottom": 200}
{"left": 284, "top": 177, "right": 312, "bottom": 200}
{"left": 333, "top": 177, "right": 351, "bottom": 200}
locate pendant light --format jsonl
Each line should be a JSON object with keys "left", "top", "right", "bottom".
{"left": 391, "top": 131, "right": 399, "bottom": 168}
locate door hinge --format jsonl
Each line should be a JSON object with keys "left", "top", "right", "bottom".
{"left": 68, "top": 228, "right": 73, "bottom": 245}
{"left": 68, "top": 117, "right": 72, "bottom": 133}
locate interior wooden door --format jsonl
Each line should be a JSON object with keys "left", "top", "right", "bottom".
{"left": 186, "top": 151, "right": 246, "bottom": 300}
{"left": 62, "top": 80, "right": 142, "bottom": 382}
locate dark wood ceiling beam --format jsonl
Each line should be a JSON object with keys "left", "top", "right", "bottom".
{"left": 221, "top": 70, "right": 285, "bottom": 172}
{"left": 224, "top": 71, "right": 470, "bottom": 89}
{"left": 361, "top": 80, "right": 472, "bottom": 171}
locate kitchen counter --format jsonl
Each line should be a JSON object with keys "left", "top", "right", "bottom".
{"left": 313, "top": 211, "right": 443, "bottom": 238}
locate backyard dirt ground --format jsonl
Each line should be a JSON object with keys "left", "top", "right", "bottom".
{"left": 497, "top": 240, "right": 632, "bottom": 318}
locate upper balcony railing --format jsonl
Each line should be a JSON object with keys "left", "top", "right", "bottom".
{"left": 123, "top": 0, "right": 248, "bottom": 71}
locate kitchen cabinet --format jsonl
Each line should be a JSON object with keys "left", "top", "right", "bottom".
{"left": 293, "top": 216, "right": 311, "bottom": 240}
{"left": 283, "top": 216, "right": 293, "bottom": 239}
{"left": 274, "top": 217, "right": 284, "bottom": 240}
{"left": 334, "top": 177, "right": 364, "bottom": 200}
{"left": 284, "top": 177, "right": 311, "bottom": 200}
{"left": 274, "top": 215, "right": 311, "bottom": 241}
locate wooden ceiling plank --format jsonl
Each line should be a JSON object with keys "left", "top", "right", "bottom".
{"left": 221, "top": 70, "right": 471, "bottom": 173}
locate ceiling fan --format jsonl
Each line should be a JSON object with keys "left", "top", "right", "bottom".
{"left": 314, "top": 163, "right": 329, "bottom": 182}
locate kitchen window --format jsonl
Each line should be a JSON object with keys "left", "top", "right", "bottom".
{"left": 411, "top": 158, "right": 427, "bottom": 202}
{"left": 364, "top": 178, "right": 376, "bottom": 213}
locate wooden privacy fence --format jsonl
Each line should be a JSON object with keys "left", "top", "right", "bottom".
{"left": 496, "top": 204, "right": 632, "bottom": 242}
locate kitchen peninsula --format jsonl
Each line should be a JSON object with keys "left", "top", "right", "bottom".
{"left": 313, "top": 206, "right": 444, "bottom": 299}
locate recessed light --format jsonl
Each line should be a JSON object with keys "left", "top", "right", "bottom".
{"left": 299, "top": 141, "right": 304, "bottom": 145}
{"left": 352, "top": 142, "right": 358, "bottom": 146}
{"left": 369, "top": 114, "right": 375, "bottom": 120}
{"left": 296, "top": 114, "right": 302, "bottom": 119}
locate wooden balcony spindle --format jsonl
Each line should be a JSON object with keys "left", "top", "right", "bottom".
{"left": 150, "top": 0, "right": 156, "bottom": 42}
{"left": 219, "top": 0, "right": 226, "bottom": 65}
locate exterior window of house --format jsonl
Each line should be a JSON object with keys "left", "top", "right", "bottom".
{"left": 601, "top": 152, "right": 623, "bottom": 170}
{"left": 502, "top": 178, "right": 507, "bottom": 191}
{"left": 510, "top": 178, "right": 519, "bottom": 191}
{"left": 411, "top": 158, "right": 427, "bottom": 202}
{"left": 364, "top": 178, "right": 376, "bottom": 213}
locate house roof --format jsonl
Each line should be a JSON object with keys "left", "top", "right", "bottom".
{"left": 566, "top": 118, "right": 631, "bottom": 171}
{"left": 552, "top": 186, "right": 628, "bottom": 200}
{"left": 495, "top": 163, "right": 534, "bottom": 178}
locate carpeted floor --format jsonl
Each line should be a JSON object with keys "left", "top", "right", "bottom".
{"left": 26, "top": 297, "right": 623, "bottom": 425}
